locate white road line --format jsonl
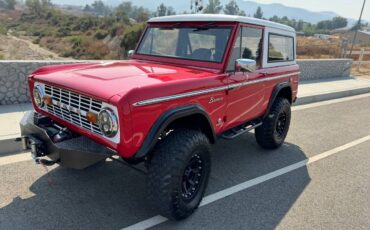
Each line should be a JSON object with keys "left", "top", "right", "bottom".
{"left": 0, "top": 153, "right": 31, "bottom": 166}
{"left": 293, "top": 93, "right": 370, "bottom": 111}
{"left": 122, "top": 134, "right": 370, "bottom": 230}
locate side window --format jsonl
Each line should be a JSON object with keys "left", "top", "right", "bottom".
{"left": 241, "top": 27, "right": 263, "bottom": 68}
{"left": 268, "top": 34, "right": 294, "bottom": 62}
{"left": 227, "top": 27, "right": 263, "bottom": 71}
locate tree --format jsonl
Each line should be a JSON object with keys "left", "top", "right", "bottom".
{"left": 167, "top": 6, "right": 176, "bottom": 15}
{"left": 253, "top": 6, "right": 263, "bottom": 19}
{"left": 135, "top": 7, "right": 150, "bottom": 22}
{"left": 154, "top": 3, "right": 175, "bottom": 17}
{"left": 239, "top": 10, "right": 246, "bottom": 16}
{"left": 296, "top": 20, "right": 304, "bottom": 31}
{"left": 116, "top": 1, "right": 132, "bottom": 16}
{"left": 91, "top": 0, "right": 110, "bottom": 16}
{"left": 223, "top": 0, "right": 239, "bottom": 15}
{"left": 26, "top": 0, "right": 40, "bottom": 14}
{"left": 191, "top": 0, "right": 204, "bottom": 13}
{"left": 269, "top": 15, "right": 279, "bottom": 22}
{"left": 156, "top": 3, "right": 167, "bottom": 17}
{"left": 83, "top": 4, "right": 92, "bottom": 12}
{"left": 203, "top": 0, "right": 223, "bottom": 14}
{"left": 0, "top": 0, "right": 17, "bottom": 9}
{"left": 332, "top": 16, "right": 348, "bottom": 29}
{"left": 317, "top": 20, "right": 332, "bottom": 30}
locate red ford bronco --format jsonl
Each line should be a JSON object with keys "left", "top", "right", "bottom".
{"left": 20, "top": 15, "right": 299, "bottom": 220}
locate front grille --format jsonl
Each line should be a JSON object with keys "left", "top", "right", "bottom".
{"left": 44, "top": 84, "right": 103, "bottom": 136}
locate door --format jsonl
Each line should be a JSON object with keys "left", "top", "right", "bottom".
{"left": 225, "top": 26, "right": 266, "bottom": 129}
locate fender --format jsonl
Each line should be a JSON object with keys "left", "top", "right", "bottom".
{"left": 264, "top": 81, "right": 292, "bottom": 118}
{"left": 134, "top": 104, "right": 216, "bottom": 159}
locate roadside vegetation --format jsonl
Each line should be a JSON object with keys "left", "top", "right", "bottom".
{"left": 0, "top": 0, "right": 369, "bottom": 61}
{"left": 0, "top": 0, "right": 149, "bottom": 59}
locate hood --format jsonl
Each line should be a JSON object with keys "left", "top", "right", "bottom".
{"left": 32, "top": 60, "right": 216, "bottom": 102}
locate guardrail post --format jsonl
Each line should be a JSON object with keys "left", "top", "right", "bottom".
{"left": 357, "top": 48, "right": 365, "bottom": 72}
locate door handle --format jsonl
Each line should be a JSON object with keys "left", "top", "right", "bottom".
{"left": 261, "top": 71, "right": 268, "bottom": 76}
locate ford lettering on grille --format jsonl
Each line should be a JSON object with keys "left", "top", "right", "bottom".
{"left": 44, "top": 85, "right": 103, "bottom": 135}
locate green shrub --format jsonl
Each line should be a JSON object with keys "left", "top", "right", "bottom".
{"left": 56, "top": 27, "right": 71, "bottom": 37}
{"left": 0, "top": 54, "right": 4, "bottom": 60}
{"left": 95, "top": 30, "right": 108, "bottom": 40}
{"left": 0, "top": 24, "right": 7, "bottom": 35}
{"left": 33, "top": 37, "right": 41, "bottom": 44}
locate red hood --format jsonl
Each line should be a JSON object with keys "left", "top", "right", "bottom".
{"left": 32, "top": 60, "right": 217, "bottom": 102}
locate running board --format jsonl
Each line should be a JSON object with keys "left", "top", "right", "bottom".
{"left": 221, "top": 121, "right": 263, "bottom": 140}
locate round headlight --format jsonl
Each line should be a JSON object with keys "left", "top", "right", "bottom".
{"left": 33, "top": 85, "right": 45, "bottom": 108}
{"left": 98, "top": 108, "right": 118, "bottom": 137}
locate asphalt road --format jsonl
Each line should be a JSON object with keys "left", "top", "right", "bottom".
{"left": 1, "top": 95, "right": 370, "bottom": 230}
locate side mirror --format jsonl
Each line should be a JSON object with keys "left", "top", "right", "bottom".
{"left": 235, "top": 59, "right": 256, "bottom": 73}
{"left": 127, "top": 50, "right": 135, "bottom": 59}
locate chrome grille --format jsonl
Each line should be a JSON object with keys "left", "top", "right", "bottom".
{"left": 44, "top": 84, "right": 103, "bottom": 135}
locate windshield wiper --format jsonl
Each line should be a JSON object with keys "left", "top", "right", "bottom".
{"left": 193, "top": 27, "right": 210, "bottom": 32}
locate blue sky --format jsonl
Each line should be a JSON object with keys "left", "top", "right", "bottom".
{"left": 255, "top": 0, "right": 369, "bottom": 21}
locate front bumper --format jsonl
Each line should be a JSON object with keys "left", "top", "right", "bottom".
{"left": 20, "top": 111, "right": 115, "bottom": 169}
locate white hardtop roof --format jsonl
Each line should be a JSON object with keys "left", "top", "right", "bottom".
{"left": 149, "top": 14, "right": 295, "bottom": 33}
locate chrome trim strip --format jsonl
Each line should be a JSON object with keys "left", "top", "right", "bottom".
{"left": 133, "top": 72, "right": 300, "bottom": 107}
{"left": 228, "top": 72, "right": 300, "bottom": 89}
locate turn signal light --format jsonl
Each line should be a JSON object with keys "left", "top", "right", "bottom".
{"left": 43, "top": 96, "right": 53, "bottom": 106}
{"left": 86, "top": 112, "right": 98, "bottom": 124}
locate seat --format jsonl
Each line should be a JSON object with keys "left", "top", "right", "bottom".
{"left": 190, "top": 48, "right": 212, "bottom": 61}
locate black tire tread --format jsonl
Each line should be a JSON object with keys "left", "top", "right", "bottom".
{"left": 147, "top": 129, "right": 211, "bottom": 220}
{"left": 255, "top": 97, "right": 291, "bottom": 149}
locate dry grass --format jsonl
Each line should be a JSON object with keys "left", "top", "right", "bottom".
{"left": 352, "top": 64, "right": 370, "bottom": 76}
{"left": 297, "top": 36, "right": 342, "bottom": 59}
{"left": 0, "top": 9, "right": 22, "bottom": 21}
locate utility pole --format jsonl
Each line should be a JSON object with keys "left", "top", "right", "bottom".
{"left": 349, "top": 0, "right": 366, "bottom": 57}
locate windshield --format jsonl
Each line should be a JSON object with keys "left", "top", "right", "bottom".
{"left": 137, "top": 27, "right": 232, "bottom": 63}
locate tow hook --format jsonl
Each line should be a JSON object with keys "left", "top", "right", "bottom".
{"left": 15, "top": 136, "right": 59, "bottom": 166}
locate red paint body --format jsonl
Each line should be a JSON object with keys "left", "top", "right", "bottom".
{"left": 29, "top": 21, "right": 299, "bottom": 158}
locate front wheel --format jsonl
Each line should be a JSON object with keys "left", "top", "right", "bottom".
{"left": 147, "top": 129, "right": 211, "bottom": 220}
{"left": 255, "top": 97, "right": 291, "bottom": 149}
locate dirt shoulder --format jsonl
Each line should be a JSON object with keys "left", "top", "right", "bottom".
{"left": 0, "top": 33, "right": 70, "bottom": 60}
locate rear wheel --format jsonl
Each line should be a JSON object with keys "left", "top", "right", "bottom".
{"left": 147, "top": 128, "right": 211, "bottom": 220}
{"left": 255, "top": 97, "right": 291, "bottom": 149}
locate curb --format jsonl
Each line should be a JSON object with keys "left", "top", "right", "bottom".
{"left": 295, "top": 86, "right": 370, "bottom": 105}
{"left": 1, "top": 86, "right": 370, "bottom": 157}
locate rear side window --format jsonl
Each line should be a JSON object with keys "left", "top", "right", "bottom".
{"left": 268, "top": 34, "right": 294, "bottom": 62}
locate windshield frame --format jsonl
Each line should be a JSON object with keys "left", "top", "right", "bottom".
{"left": 132, "top": 22, "right": 238, "bottom": 70}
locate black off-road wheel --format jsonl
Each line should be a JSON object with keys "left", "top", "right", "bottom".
{"left": 255, "top": 97, "right": 291, "bottom": 149}
{"left": 147, "top": 129, "right": 211, "bottom": 220}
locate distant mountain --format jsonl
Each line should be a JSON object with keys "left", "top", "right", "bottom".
{"left": 236, "top": 1, "right": 338, "bottom": 24}
{"left": 52, "top": 0, "right": 360, "bottom": 25}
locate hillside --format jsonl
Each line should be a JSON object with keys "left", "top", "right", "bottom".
{"left": 54, "top": 0, "right": 354, "bottom": 24}
{"left": 0, "top": 33, "right": 66, "bottom": 60}
{"left": 0, "top": 5, "right": 145, "bottom": 60}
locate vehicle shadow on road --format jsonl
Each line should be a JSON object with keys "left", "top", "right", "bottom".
{"left": 0, "top": 133, "right": 310, "bottom": 230}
